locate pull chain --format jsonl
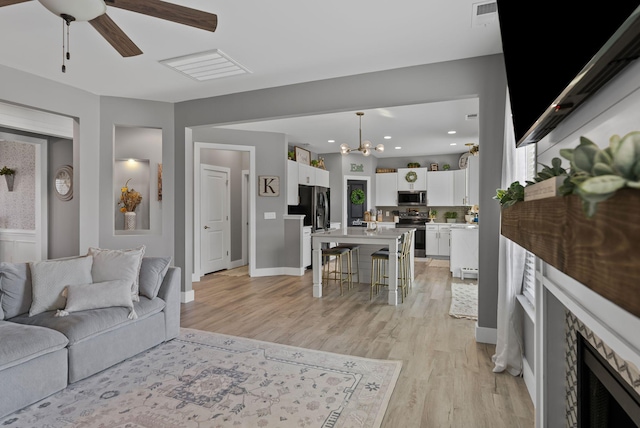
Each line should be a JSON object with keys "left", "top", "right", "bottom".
{"left": 60, "top": 14, "right": 75, "bottom": 73}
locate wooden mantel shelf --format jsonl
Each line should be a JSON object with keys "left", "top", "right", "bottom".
{"left": 500, "top": 188, "right": 640, "bottom": 319}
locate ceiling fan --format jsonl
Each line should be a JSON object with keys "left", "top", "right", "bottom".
{"left": 0, "top": 0, "right": 217, "bottom": 61}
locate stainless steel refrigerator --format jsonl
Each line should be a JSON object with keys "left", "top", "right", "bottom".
{"left": 291, "top": 185, "right": 330, "bottom": 231}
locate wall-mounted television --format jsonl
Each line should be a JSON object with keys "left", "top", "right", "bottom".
{"left": 496, "top": 2, "right": 640, "bottom": 147}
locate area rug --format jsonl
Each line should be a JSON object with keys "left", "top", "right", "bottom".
{"left": 449, "top": 283, "right": 478, "bottom": 320}
{"left": 428, "top": 259, "right": 450, "bottom": 268}
{"left": 215, "top": 265, "right": 248, "bottom": 277}
{"left": 0, "top": 328, "right": 402, "bottom": 428}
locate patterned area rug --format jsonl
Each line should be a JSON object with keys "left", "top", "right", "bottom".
{"left": 449, "top": 283, "right": 478, "bottom": 320}
{"left": 1, "top": 328, "right": 402, "bottom": 428}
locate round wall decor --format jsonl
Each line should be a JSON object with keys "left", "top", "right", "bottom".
{"left": 54, "top": 165, "right": 73, "bottom": 201}
{"left": 405, "top": 171, "right": 418, "bottom": 183}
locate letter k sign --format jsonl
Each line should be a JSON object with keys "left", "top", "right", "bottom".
{"left": 258, "top": 176, "right": 280, "bottom": 196}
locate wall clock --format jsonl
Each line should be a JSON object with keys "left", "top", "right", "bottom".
{"left": 54, "top": 165, "right": 73, "bottom": 201}
{"left": 458, "top": 152, "right": 471, "bottom": 169}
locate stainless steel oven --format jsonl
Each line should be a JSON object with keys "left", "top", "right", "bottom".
{"left": 395, "top": 212, "right": 428, "bottom": 257}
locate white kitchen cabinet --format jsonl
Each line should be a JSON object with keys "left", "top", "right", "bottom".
{"left": 425, "top": 224, "right": 450, "bottom": 257}
{"left": 466, "top": 155, "right": 479, "bottom": 206}
{"left": 303, "top": 226, "right": 312, "bottom": 267}
{"left": 315, "top": 168, "right": 330, "bottom": 188}
{"left": 287, "top": 160, "right": 299, "bottom": 205}
{"left": 397, "top": 168, "right": 427, "bottom": 191}
{"left": 453, "top": 169, "right": 467, "bottom": 206}
{"left": 427, "top": 171, "right": 454, "bottom": 206}
{"left": 298, "top": 163, "right": 315, "bottom": 186}
{"left": 450, "top": 226, "right": 478, "bottom": 278}
{"left": 376, "top": 172, "right": 398, "bottom": 206}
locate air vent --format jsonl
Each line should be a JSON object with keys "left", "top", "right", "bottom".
{"left": 472, "top": 1, "right": 497, "bottom": 27}
{"left": 160, "top": 49, "right": 251, "bottom": 81}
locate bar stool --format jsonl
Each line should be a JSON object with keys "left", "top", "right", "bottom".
{"left": 370, "top": 231, "right": 410, "bottom": 302}
{"left": 333, "top": 244, "right": 360, "bottom": 284}
{"left": 322, "top": 246, "right": 352, "bottom": 295}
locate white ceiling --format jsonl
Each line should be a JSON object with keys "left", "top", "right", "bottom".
{"left": 0, "top": 0, "right": 503, "bottom": 156}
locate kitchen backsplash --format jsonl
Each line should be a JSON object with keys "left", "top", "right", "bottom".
{"left": 375, "top": 206, "right": 472, "bottom": 223}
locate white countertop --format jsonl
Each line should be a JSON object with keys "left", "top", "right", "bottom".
{"left": 312, "top": 227, "right": 409, "bottom": 238}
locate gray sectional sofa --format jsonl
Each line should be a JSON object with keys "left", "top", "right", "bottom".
{"left": 0, "top": 254, "right": 181, "bottom": 419}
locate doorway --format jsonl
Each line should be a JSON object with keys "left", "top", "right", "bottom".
{"left": 347, "top": 179, "right": 367, "bottom": 227}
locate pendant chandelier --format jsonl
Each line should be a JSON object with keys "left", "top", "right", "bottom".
{"left": 340, "top": 112, "right": 384, "bottom": 156}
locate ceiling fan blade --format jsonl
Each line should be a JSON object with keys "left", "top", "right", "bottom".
{"left": 105, "top": 0, "right": 217, "bottom": 32}
{"left": 0, "top": 0, "right": 31, "bottom": 7}
{"left": 89, "top": 13, "right": 142, "bottom": 57}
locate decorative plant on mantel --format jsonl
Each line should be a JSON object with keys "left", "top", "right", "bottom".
{"left": 0, "top": 166, "right": 16, "bottom": 192}
{"left": 495, "top": 131, "right": 640, "bottom": 217}
{"left": 559, "top": 131, "right": 640, "bottom": 217}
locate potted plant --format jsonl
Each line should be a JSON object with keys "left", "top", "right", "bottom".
{"left": 0, "top": 166, "right": 16, "bottom": 191}
{"left": 407, "top": 162, "right": 420, "bottom": 168}
{"left": 444, "top": 211, "right": 458, "bottom": 223}
{"left": 442, "top": 164, "right": 451, "bottom": 170}
{"left": 428, "top": 209, "right": 437, "bottom": 222}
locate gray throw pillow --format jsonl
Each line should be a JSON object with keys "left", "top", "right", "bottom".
{"left": 57, "top": 280, "right": 137, "bottom": 319}
{"left": 88, "top": 246, "right": 145, "bottom": 302}
{"left": 29, "top": 255, "right": 94, "bottom": 317}
{"left": 0, "top": 262, "right": 32, "bottom": 319}
{"left": 139, "top": 257, "right": 172, "bottom": 299}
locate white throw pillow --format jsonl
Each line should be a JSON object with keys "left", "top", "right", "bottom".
{"left": 56, "top": 280, "right": 137, "bottom": 320}
{"left": 28, "top": 255, "right": 94, "bottom": 317}
{"left": 88, "top": 246, "right": 145, "bottom": 301}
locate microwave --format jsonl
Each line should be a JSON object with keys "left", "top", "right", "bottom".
{"left": 397, "top": 190, "right": 427, "bottom": 206}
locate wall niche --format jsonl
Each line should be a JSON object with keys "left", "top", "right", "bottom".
{"left": 113, "top": 126, "right": 162, "bottom": 235}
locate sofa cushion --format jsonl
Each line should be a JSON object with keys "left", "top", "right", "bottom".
{"left": 0, "top": 320, "right": 69, "bottom": 371}
{"left": 10, "top": 296, "right": 165, "bottom": 345}
{"left": 28, "top": 255, "right": 94, "bottom": 317}
{"left": 139, "top": 256, "right": 171, "bottom": 299}
{"left": 88, "top": 246, "right": 145, "bottom": 302}
{"left": 0, "top": 283, "right": 4, "bottom": 320}
{"left": 59, "top": 280, "right": 135, "bottom": 319}
{"left": 0, "top": 262, "right": 32, "bottom": 319}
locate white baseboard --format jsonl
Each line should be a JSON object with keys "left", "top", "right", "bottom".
{"left": 475, "top": 323, "right": 497, "bottom": 344}
{"left": 522, "top": 356, "right": 536, "bottom": 407}
{"left": 181, "top": 290, "right": 195, "bottom": 303}
{"left": 251, "top": 267, "right": 307, "bottom": 277}
{"left": 191, "top": 273, "right": 200, "bottom": 282}
{"left": 229, "top": 259, "right": 245, "bottom": 270}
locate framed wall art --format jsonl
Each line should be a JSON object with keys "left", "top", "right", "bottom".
{"left": 294, "top": 146, "right": 310, "bottom": 165}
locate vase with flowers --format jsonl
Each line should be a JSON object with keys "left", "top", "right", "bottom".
{"left": 118, "top": 179, "right": 142, "bottom": 230}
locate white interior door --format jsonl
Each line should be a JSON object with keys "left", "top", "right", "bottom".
{"left": 200, "top": 166, "right": 229, "bottom": 274}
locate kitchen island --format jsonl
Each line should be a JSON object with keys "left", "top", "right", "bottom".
{"left": 312, "top": 227, "right": 414, "bottom": 305}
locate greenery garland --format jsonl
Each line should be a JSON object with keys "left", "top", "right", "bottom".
{"left": 350, "top": 188, "right": 365, "bottom": 205}
{"left": 405, "top": 171, "right": 418, "bottom": 183}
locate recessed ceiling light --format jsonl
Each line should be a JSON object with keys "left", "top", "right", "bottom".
{"left": 448, "top": 130, "right": 456, "bottom": 134}
{"left": 395, "top": 146, "right": 402, "bottom": 150}
{"left": 160, "top": 49, "right": 251, "bottom": 81}
{"left": 328, "top": 139, "right": 335, "bottom": 143}
{"left": 384, "top": 136, "right": 392, "bottom": 139}
{"left": 450, "top": 143, "right": 457, "bottom": 146}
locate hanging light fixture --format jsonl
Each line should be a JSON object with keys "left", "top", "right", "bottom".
{"left": 340, "top": 112, "right": 384, "bottom": 156}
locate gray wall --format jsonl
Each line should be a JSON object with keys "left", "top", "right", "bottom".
{"left": 48, "top": 137, "right": 79, "bottom": 258}
{"left": 190, "top": 127, "right": 288, "bottom": 271}
{"left": 98, "top": 97, "right": 175, "bottom": 258}
{"left": 175, "top": 55, "right": 508, "bottom": 330}
{"left": 200, "top": 148, "right": 247, "bottom": 262}
{"left": 0, "top": 64, "right": 101, "bottom": 252}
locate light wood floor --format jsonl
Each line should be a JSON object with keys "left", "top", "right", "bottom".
{"left": 181, "top": 260, "right": 535, "bottom": 427}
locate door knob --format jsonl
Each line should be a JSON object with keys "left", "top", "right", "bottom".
{"left": 204, "top": 225, "right": 210, "bottom": 229}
